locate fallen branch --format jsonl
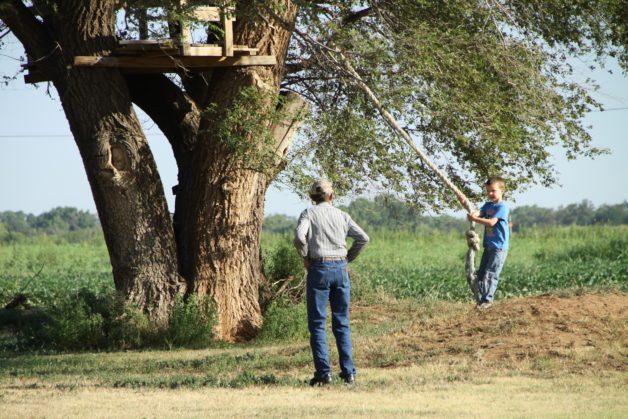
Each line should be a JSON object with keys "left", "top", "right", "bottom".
{"left": 3, "top": 293, "right": 32, "bottom": 310}
{"left": 1, "top": 265, "right": 43, "bottom": 311}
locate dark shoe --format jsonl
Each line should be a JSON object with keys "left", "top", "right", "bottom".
{"left": 309, "top": 374, "right": 332, "bottom": 386}
{"left": 340, "top": 374, "right": 356, "bottom": 385}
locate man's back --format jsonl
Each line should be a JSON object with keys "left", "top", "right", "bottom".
{"left": 294, "top": 202, "right": 369, "bottom": 262}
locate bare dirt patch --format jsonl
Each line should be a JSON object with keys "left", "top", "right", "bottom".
{"left": 354, "top": 292, "right": 628, "bottom": 372}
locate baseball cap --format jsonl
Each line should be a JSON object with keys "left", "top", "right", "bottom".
{"left": 309, "top": 179, "right": 333, "bottom": 198}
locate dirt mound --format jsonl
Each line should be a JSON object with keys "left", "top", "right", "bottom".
{"left": 359, "top": 292, "right": 628, "bottom": 371}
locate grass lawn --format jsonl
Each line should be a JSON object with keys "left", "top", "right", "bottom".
{"left": 1, "top": 291, "right": 626, "bottom": 418}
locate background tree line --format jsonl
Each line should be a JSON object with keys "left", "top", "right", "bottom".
{"left": 0, "top": 207, "right": 102, "bottom": 243}
{"left": 1, "top": 199, "right": 626, "bottom": 243}
{"left": 264, "top": 197, "right": 628, "bottom": 234}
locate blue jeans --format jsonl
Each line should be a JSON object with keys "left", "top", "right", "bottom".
{"left": 306, "top": 259, "right": 355, "bottom": 379}
{"left": 476, "top": 247, "right": 508, "bottom": 304}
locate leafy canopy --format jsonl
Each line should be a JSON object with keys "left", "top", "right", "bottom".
{"left": 2, "top": 1, "right": 626, "bottom": 211}
{"left": 279, "top": 0, "right": 626, "bottom": 209}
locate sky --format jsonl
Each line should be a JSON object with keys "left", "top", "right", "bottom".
{"left": 1, "top": 34, "right": 627, "bottom": 219}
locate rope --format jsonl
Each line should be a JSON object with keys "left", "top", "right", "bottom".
{"left": 338, "top": 53, "right": 480, "bottom": 300}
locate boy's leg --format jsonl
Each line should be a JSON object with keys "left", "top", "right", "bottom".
{"left": 481, "top": 248, "right": 508, "bottom": 303}
{"left": 306, "top": 262, "right": 332, "bottom": 379}
{"left": 476, "top": 250, "right": 491, "bottom": 304}
{"left": 329, "top": 261, "right": 355, "bottom": 378}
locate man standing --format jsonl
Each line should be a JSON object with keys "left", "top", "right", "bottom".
{"left": 294, "top": 179, "right": 370, "bottom": 386}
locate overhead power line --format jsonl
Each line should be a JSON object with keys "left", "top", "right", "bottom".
{"left": 593, "top": 106, "right": 628, "bottom": 111}
{"left": 0, "top": 106, "right": 626, "bottom": 140}
{"left": 0, "top": 133, "right": 166, "bottom": 138}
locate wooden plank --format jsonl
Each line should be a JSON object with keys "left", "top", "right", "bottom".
{"left": 186, "top": 46, "right": 223, "bottom": 56}
{"left": 233, "top": 47, "right": 258, "bottom": 56}
{"left": 222, "top": 8, "right": 234, "bottom": 57}
{"left": 120, "top": 40, "right": 188, "bottom": 46}
{"left": 118, "top": 40, "right": 253, "bottom": 50}
{"left": 115, "top": 45, "right": 256, "bottom": 57}
{"left": 22, "top": 62, "right": 49, "bottom": 84}
{"left": 73, "top": 55, "right": 277, "bottom": 71}
{"left": 119, "top": 40, "right": 164, "bottom": 45}
{"left": 178, "top": 0, "right": 191, "bottom": 56}
{"left": 184, "top": 46, "right": 256, "bottom": 56}
{"left": 121, "top": 45, "right": 225, "bottom": 57}
{"left": 193, "top": 6, "right": 220, "bottom": 21}
{"left": 193, "top": 6, "right": 236, "bottom": 22}
{"left": 24, "top": 72, "right": 51, "bottom": 84}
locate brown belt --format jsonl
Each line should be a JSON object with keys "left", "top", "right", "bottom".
{"left": 309, "top": 257, "right": 347, "bottom": 262}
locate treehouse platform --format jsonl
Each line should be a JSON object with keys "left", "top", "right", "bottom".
{"left": 23, "top": 5, "right": 275, "bottom": 84}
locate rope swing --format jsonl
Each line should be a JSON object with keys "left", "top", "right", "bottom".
{"left": 337, "top": 53, "right": 481, "bottom": 300}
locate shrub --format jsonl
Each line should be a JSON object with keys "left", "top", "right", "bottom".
{"left": 263, "top": 240, "right": 305, "bottom": 303}
{"left": 160, "top": 294, "right": 217, "bottom": 349}
{"left": 14, "top": 291, "right": 218, "bottom": 351}
{"left": 26, "top": 289, "right": 150, "bottom": 350}
{"left": 39, "top": 296, "right": 106, "bottom": 350}
{"left": 256, "top": 298, "right": 308, "bottom": 342}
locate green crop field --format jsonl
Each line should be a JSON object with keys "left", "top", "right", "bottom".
{"left": 1, "top": 225, "right": 626, "bottom": 309}
{"left": 349, "top": 225, "right": 628, "bottom": 301}
{"left": 0, "top": 240, "right": 112, "bottom": 307}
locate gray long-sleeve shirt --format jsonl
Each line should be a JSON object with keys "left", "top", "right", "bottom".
{"left": 293, "top": 202, "right": 370, "bottom": 262}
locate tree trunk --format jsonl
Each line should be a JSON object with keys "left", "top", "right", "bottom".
{"left": 50, "top": 1, "right": 185, "bottom": 325}
{"left": 1, "top": 0, "right": 302, "bottom": 338}
{"left": 182, "top": 166, "right": 269, "bottom": 340}
{"left": 173, "top": 3, "right": 301, "bottom": 340}
{"left": 178, "top": 89, "right": 306, "bottom": 340}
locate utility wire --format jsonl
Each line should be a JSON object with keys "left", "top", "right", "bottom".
{"left": 591, "top": 106, "right": 628, "bottom": 112}
{"left": 0, "top": 133, "right": 166, "bottom": 138}
{"left": 0, "top": 108, "right": 625, "bottom": 139}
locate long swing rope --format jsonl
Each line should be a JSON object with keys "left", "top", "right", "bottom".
{"left": 337, "top": 53, "right": 481, "bottom": 299}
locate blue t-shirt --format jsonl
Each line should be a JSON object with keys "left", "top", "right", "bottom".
{"left": 480, "top": 201, "right": 509, "bottom": 250}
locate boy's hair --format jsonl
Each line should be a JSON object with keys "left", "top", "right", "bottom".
{"left": 485, "top": 176, "right": 506, "bottom": 190}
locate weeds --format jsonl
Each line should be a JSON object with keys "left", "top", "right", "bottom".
{"left": 263, "top": 239, "right": 306, "bottom": 303}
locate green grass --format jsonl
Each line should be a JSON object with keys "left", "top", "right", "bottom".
{"left": 0, "top": 347, "right": 310, "bottom": 388}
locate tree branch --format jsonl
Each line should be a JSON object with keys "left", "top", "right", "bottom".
{"left": 271, "top": 90, "right": 309, "bottom": 160}
{"left": 180, "top": 72, "right": 212, "bottom": 107}
{"left": 0, "top": 0, "right": 54, "bottom": 59}
{"left": 342, "top": 7, "right": 372, "bottom": 26}
{"left": 125, "top": 73, "right": 201, "bottom": 169}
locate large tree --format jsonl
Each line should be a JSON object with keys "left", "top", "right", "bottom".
{"left": 1, "top": 0, "right": 625, "bottom": 340}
